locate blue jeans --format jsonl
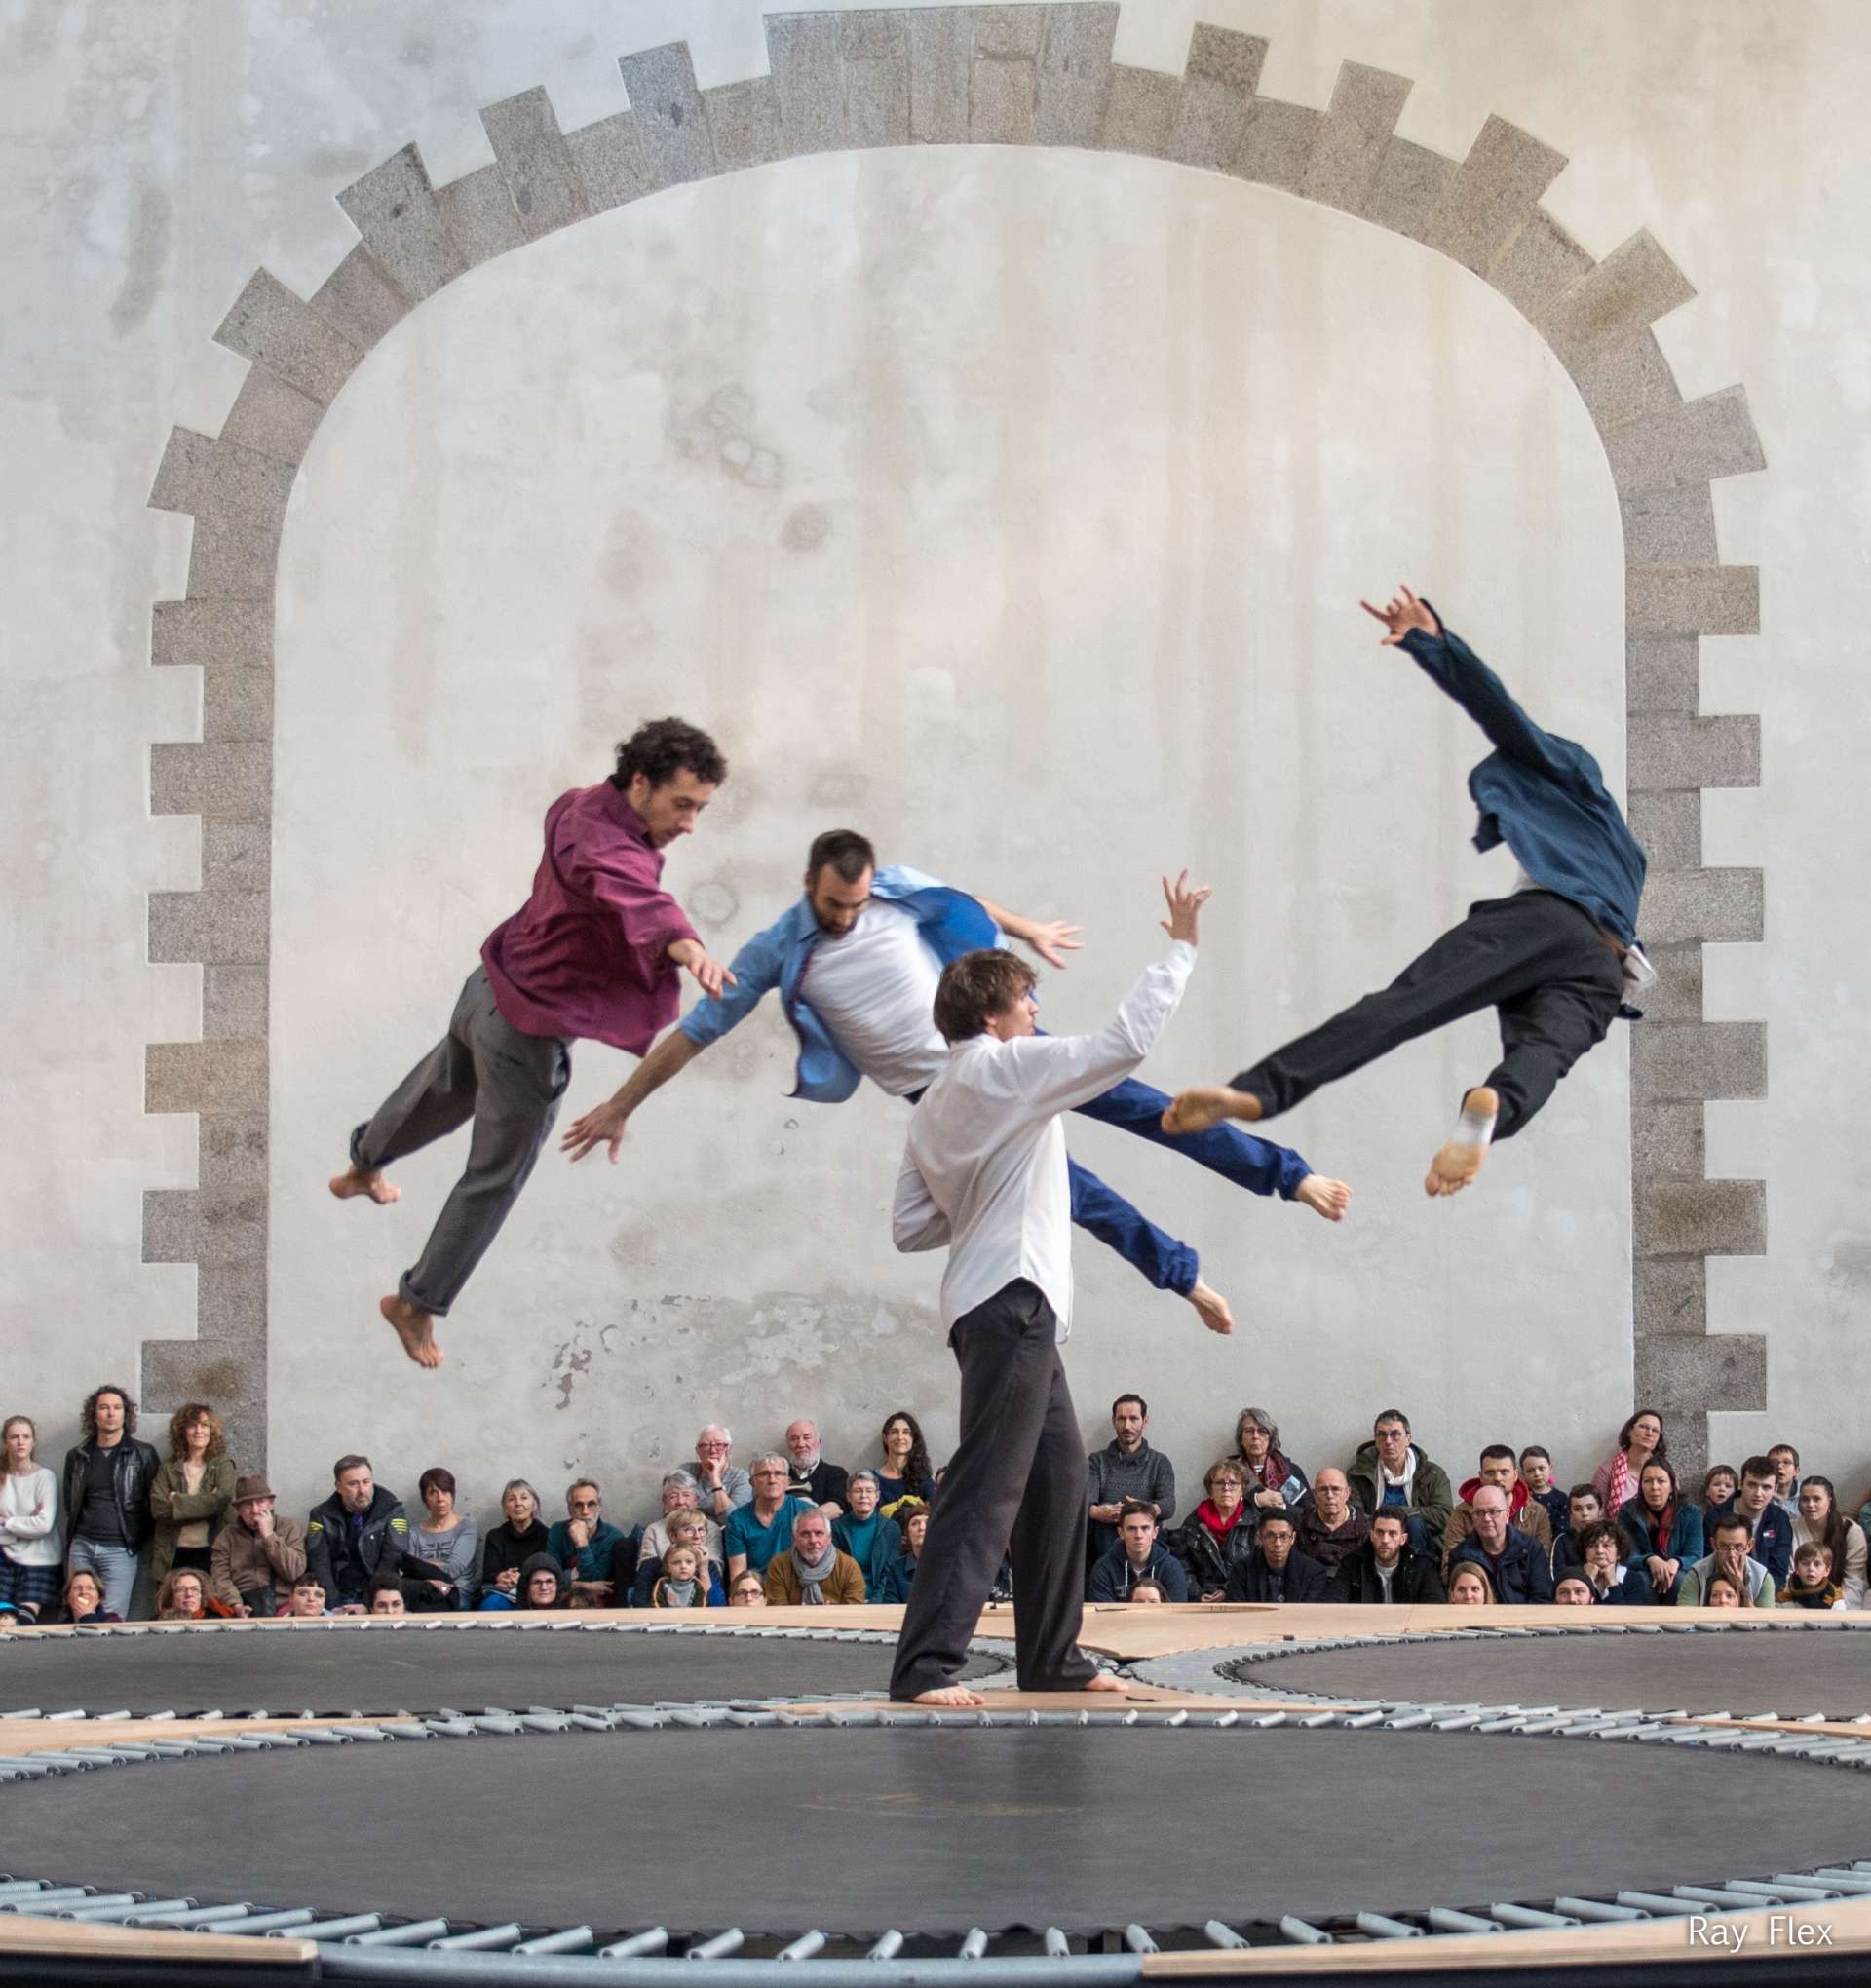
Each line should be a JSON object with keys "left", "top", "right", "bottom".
{"left": 67, "top": 1537, "right": 140, "bottom": 1620}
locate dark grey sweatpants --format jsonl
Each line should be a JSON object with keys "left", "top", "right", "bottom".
{"left": 889, "top": 1279, "right": 1098, "bottom": 1699}
{"left": 351, "top": 967, "right": 570, "bottom": 1317}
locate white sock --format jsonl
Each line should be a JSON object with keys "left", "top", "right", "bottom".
{"left": 1454, "top": 1096, "right": 1497, "bottom": 1148}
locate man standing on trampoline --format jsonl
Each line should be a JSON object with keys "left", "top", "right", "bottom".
{"left": 1164, "top": 588, "right": 1654, "bottom": 1197}
{"left": 888, "top": 872, "right": 1211, "bottom": 1706}
{"left": 329, "top": 719, "right": 734, "bottom": 1369}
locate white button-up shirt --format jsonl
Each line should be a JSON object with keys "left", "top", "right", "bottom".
{"left": 892, "top": 942, "right": 1196, "bottom": 1338}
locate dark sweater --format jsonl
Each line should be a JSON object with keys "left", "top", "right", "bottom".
{"left": 481, "top": 1519, "right": 551, "bottom": 1587}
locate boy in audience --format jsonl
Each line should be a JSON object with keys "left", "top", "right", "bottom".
{"left": 1779, "top": 1541, "right": 1842, "bottom": 1611}
{"left": 1088, "top": 1500, "right": 1190, "bottom": 1602}
{"left": 1767, "top": 1444, "right": 1802, "bottom": 1522}
{"left": 1551, "top": 1485, "right": 1606, "bottom": 1578}
{"left": 1517, "top": 1448, "right": 1570, "bottom": 1543}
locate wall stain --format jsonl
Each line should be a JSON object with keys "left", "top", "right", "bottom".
{"left": 668, "top": 384, "right": 785, "bottom": 490}
{"left": 782, "top": 502, "right": 831, "bottom": 552}
{"left": 107, "top": 184, "right": 170, "bottom": 340}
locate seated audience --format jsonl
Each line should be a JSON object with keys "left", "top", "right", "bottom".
{"left": 1232, "top": 1406, "right": 1310, "bottom": 1531}
{"left": 635, "top": 1471, "right": 723, "bottom": 1573}
{"left": 1709, "top": 1456, "right": 1794, "bottom": 1586}
{"left": 515, "top": 1552, "right": 569, "bottom": 1611}
{"left": 1553, "top": 1574, "right": 1594, "bottom": 1606}
{"left": 631, "top": 1509, "right": 724, "bottom": 1606}
{"left": 691, "top": 1425, "right": 753, "bottom": 1527}
{"left": 728, "top": 1571, "right": 768, "bottom": 1608}
{"left": 1087, "top": 1394, "right": 1177, "bottom": 1565}
{"left": 478, "top": 1479, "right": 551, "bottom": 1610}
{"left": 763, "top": 1507, "right": 867, "bottom": 1605}
{"left": 875, "top": 1506, "right": 929, "bottom": 1602}
{"left": 1677, "top": 1515, "right": 1776, "bottom": 1607}
{"left": 783, "top": 1420, "right": 850, "bottom": 1513}
{"left": 1591, "top": 1407, "right": 1667, "bottom": 1519}
{"left": 153, "top": 1566, "right": 233, "bottom": 1620}
{"left": 1700, "top": 1464, "right": 1739, "bottom": 1523}
{"left": 547, "top": 1478, "right": 632, "bottom": 1604}
{"left": 149, "top": 1402, "right": 237, "bottom": 1597}
{"left": 831, "top": 1472, "right": 902, "bottom": 1595}
{"left": 1702, "top": 1571, "right": 1743, "bottom": 1608}
{"left": 366, "top": 1576, "right": 407, "bottom": 1616}
{"left": 1768, "top": 1443, "right": 1802, "bottom": 1521}
{"left": 404, "top": 1467, "right": 478, "bottom": 1610}
{"left": 0, "top": 1602, "right": 23, "bottom": 1629}
{"left": 1332, "top": 1509, "right": 1447, "bottom": 1605}
{"left": 1224, "top": 1509, "right": 1328, "bottom": 1603}
{"left": 651, "top": 1540, "right": 722, "bottom": 1609}
{"left": 60, "top": 1567, "right": 119, "bottom": 1625}
{"left": 1793, "top": 1475, "right": 1867, "bottom": 1609}
{"left": 1296, "top": 1468, "right": 1369, "bottom": 1576}
{"left": 1447, "top": 1486, "right": 1553, "bottom": 1603}
{"left": 1444, "top": 1445, "right": 1553, "bottom": 1570}
{"left": 1518, "top": 1447, "right": 1570, "bottom": 1543}
{"left": 1551, "top": 1485, "right": 1607, "bottom": 1578}
{"left": 279, "top": 1571, "right": 329, "bottom": 1619}
{"left": 1448, "top": 1563, "right": 1496, "bottom": 1605}
{"left": 0, "top": 1414, "right": 60, "bottom": 1625}
{"left": 210, "top": 1474, "right": 308, "bottom": 1618}
{"left": 875, "top": 1410, "right": 937, "bottom": 1515}
{"left": 1168, "top": 1459, "right": 1257, "bottom": 1601}
{"left": 564, "top": 1588, "right": 608, "bottom": 1609}
{"left": 62, "top": 1384, "right": 161, "bottom": 1623}
{"left": 1616, "top": 1459, "right": 1702, "bottom": 1603}
{"left": 1345, "top": 1409, "right": 1453, "bottom": 1556}
{"left": 1779, "top": 1541, "right": 1843, "bottom": 1612}
{"left": 1088, "top": 1499, "right": 1190, "bottom": 1602}
{"left": 305, "top": 1455, "right": 409, "bottom": 1613}
{"left": 1577, "top": 1521, "right": 1650, "bottom": 1604}
{"left": 1127, "top": 1579, "right": 1165, "bottom": 1604}
{"left": 724, "top": 1456, "right": 815, "bottom": 1582}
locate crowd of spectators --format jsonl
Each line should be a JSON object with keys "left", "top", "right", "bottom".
{"left": 0, "top": 1388, "right": 1864, "bottom": 1627}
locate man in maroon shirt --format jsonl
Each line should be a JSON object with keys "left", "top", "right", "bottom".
{"left": 330, "top": 719, "right": 733, "bottom": 1369}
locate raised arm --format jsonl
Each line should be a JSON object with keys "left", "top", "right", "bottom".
{"left": 975, "top": 897, "right": 1082, "bottom": 971}
{"left": 892, "top": 1148, "right": 952, "bottom": 1253}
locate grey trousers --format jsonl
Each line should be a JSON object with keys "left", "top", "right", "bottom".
{"left": 889, "top": 1279, "right": 1098, "bottom": 1699}
{"left": 351, "top": 967, "right": 571, "bottom": 1317}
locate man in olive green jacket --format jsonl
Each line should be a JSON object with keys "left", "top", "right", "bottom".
{"left": 1345, "top": 1410, "right": 1454, "bottom": 1558}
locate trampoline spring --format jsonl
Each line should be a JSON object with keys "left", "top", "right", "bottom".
{"left": 866, "top": 1931, "right": 906, "bottom": 1962}
{"left": 1202, "top": 1922, "right": 1249, "bottom": 1949}
{"left": 687, "top": 1928, "right": 746, "bottom": 1960}
{"left": 1674, "top": 1885, "right": 1810, "bottom": 1910}
{"left": 1487, "top": 1904, "right": 1582, "bottom": 1930}
{"left": 121, "top": 1904, "right": 255, "bottom": 1929}
{"left": 957, "top": 1929, "right": 990, "bottom": 1959}
{"left": 0, "top": 1890, "right": 99, "bottom": 1911}
{"left": 1121, "top": 1925, "right": 1159, "bottom": 1954}
{"left": 778, "top": 1931, "right": 829, "bottom": 1961}
{"left": 1737, "top": 1880, "right": 1847, "bottom": 1902}
{"left": 1277, "top": 1917, "right": 1332, "bottom": 1945}
{"left": 1042, "top": 1929, "right": 1072, "bottom": 1958}
{"left": 204, "top": 1909, "right": 320, "bottom": 1936}
{"left": 1802, "top": 1870, "right": 1871, "bottom": 1893}
{"left": 1552, "top": 1898, "right": 1650, "bottom": 1924}
{"left": 1424, "top": 1908, "right": 1501, "bottom": 1935}
{"left": 346, "top": 1917, "right": 453, "bottom": 1946}
{"left": 427, "top": 1923, "right": 527, "bottom": 1951}
{"left": 276, "top": 1913, "right": 384, "bottom": 1940}
{"left": 1354, "top": 1913, "right": 1423, "bottom": 1940}
{"left": 0, "top": 1884, "right": 59, "bottom": 1901}
{"left": 511, "top": 1926, "right": 597, "bottom": 1956}
{"left": 596, "top": 1929, "right": 673, "bottom": 1960}
{"left": 60, "top": 1897, "right": 194, "bottom": 1923}
{"left": 1613, "top": 1892, "right": 1705, "bottom": 1917}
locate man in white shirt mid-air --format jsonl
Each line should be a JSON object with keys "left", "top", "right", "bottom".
{"left": 889, "top": 871, "right": 1219, "bottom": 1706}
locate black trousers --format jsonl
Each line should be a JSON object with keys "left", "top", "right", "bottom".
{"left": 1233, "top": 892, "right": 1624, "bottom": 1140}
{"left": 890, "top": 1280, "right": 1097, "bottom": 1699}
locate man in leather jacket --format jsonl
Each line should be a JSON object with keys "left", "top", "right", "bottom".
{"left": 304, "top": 1455, "right": 409, "bottom": 1613}
{"left": 61, "top": 1384, "right": 162, "bottom": 1621}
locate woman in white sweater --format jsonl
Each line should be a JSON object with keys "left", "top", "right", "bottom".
{"left": 0, "top": 1416, "right": 61, "bottom": 1622}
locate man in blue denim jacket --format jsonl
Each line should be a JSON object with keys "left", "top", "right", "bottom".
{"left": 563, "top": 829, "right": 1351, "bottom": 1334}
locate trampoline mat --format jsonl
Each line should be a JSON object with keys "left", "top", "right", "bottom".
{"left": 0, "top": 1625, "right": 999, "bottom": 1719}
{"left": 18, "top": 1724, "right": 1871, "bottom": 1936}
{"left": 1227, "top": 1626, "right": 1871, "bottom": 1719}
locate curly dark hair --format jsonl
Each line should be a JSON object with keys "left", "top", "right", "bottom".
{"left": 612, "top": 717, "right": 727, "bottom": 793}
{"left": 167, "top": 1401, "right": 226, "bottom": 1462}
{"left": 880, "top": 1409, "right": 932, "bottom": 1492}
{"left": 80, "top": 1385, "right": 137, "bottom": 1443}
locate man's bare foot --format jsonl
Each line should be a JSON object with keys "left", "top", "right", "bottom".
{"left": 907, "top": 1684, "right": 986, "bottom": 1708}
{"left": 1161, "top": 1086, "right": 1261, "bottom": 1135}
{"left": 1082, "top": 1672, "right": 1133, "bottom": 1694}
{"left": 1295, "top": 1175, "right": 1352, "bottom": 1222}
{"left": 380, "top": 1293, "right": 443, "bottom": 1369}
{"left": 330, "top": 1164, "right": 399, "bottom": 1206}
{"left": 1425, "top": 1086, "right": 1498, "bottom": 1198}
{"left": 1188, "top": 1279, "right": 1235, "bottom": 1336}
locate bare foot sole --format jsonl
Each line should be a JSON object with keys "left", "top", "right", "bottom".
{"left": 1082, "top": 1672, "right": 1133, "bottom": 1694}
{"left": 380, "top": 1293, "right": 443, "bottom": 1369}
{"left": 1188, "top": 1278, "right": 1236, "bottom": 1336}
{"left": 1296, "top": 1174, "right": 1353, "bottom": 1222}
{"left": 907, "top": 1685, "right": 986, "bottom": 1707}
{"left": 1425, "top": 1086, "right": 1498, "bottom": 1198}
{"left": 330, "top": 1165, "right": 400, "bottom": 1205}
{"left": 1160, "top": 1086, "right": 1261, "bottom": 1135}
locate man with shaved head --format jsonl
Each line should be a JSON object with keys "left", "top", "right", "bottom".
{"left": 1446, "top": 1484, "right": 1553, "bottom": 1604}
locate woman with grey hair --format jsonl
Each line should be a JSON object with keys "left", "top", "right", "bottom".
{"left": 831, "top": 1471, "right": 901, "bottom": 1594}
{"left": 477, "top": 1479, "right": 550, "bottom": 1610}
{"left": 1231, "top": 1408, "right": 1311, "bottom": 1526}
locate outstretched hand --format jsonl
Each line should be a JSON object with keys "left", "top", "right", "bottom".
{"left": 670, "top": 939, "right": 737, "bottom": 999}
{"left": 1023, "top": 919, "right": 1083, "bottom": 971}
{"left": 1359, "top": 583, "right": 1440, "bottom": 645}
{"left": 562, "top": 1097, "right": 630, "bottom": 1165}
{"left": 1160, "top": 869, "right": 1212, "bottom": 945}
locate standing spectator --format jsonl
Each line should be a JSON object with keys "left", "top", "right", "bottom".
{"left": 876, "top": 1506, "right": 929, "bottom": 1602}
{"left": 515, "top": 1554, "right": 570, "bottom": 1611}
{"left": 1710, "top": 1457, "right": 1794, "bottom": 1587}
{"left": 0, "top": 1415, "right": 60, "bottom": 1625}
{"left": 548, "top": 1479, "right": 631, "bottom": 1603}
{"left": 1232, "top": 1407, "right": 1309, "bottom": 1527}
{"left": 1345, "top": 1410, "right": 1454, "bottom": 1556}
{"left": 763, "top": 1507, "right": 867, "bottom": 1604}
{"left": 728, "top": 1571, "right": 768, "bottom": 1608}
{"left": 636, "top": 1472, "right": 722, "bottom": 1570}
{"left": 209, "top": 1475, "right": 307, "bottom": 1618}
{"left": 1517, "top": 1448, "right": 1570, "bottom": 1543}
{"left": 1793, "top": 1476, "right": 1866, "bottom": 1609}
{"left": 1447, "top": 1486, "right": 1553, "bottom": 1603}
{"left": 1224, "top": 1510, "right": 1328, "bottom": 1603}
{"left": 1767, "top": 1444, "right": 1802, "bottom": 1522}
{"left": 650, "top": 1540, "right": 721, "bottom": 1608}
{"left": 1448, "top": 1564, "right": 1496, "bottom": 1606}
{"left": 1677, "top": 1515, "right": 1776, "bottom": 1607}
{"left": 875, "top": 1411, "right": 936, "bottom": 1516}
{"left": 690, "top": 1426, "right": 751, "bottom": 1527}
{"left": 1779, "top": 1542, "right": 1843, "bottom": 1611}
{"left": 1444, "top": 1446, "right": 1553, "bottom": 1570}
{"left": 149, "top": 1403, "right": 238, "bottom": 1596}
{"left": 783, "top": 1421, "right": 851, "bottom": 1514}
{"left": 1552, "top": 1484, "right": 1607, "bottom": 1579}
{"left": 1591, "top": 1409, "right": 1666, "bottom": 1522}
{"left": 1168, "top": 1459, "right": 1257, "bottom": 1601}
{"left": 1087, "top": 1395, "right": 1177, "bottom": 1566}
{"left": 477, "top": 1480, "right": 551, "bottom": 1610}
{"left": 724, "top": 1456, "right": 814, "bottom": 1582}
{"left": 405, "top": 1468, "right": 479, "bottom": 1610}
{"left": 1332, "top": 1509, "right": 1447, "bottom": 1605}
{"left": 1615, "top": 1460, "right": 1702, "bottom": 1604}
{"left": 831, "top": 1473, "right": 901, "bottom": 1596}
{"left": 1577, "top": 1522, "right": 1650, "bottom": 1604}
{"left": 1088, "top": 1500, "right": 1190, "bottom": 1602}
{"left": 280, "top": 1571, "right": 329, "bottom": 1619}
{"left": 61, "top": 1384, "right": 160, "bottom": 1621}
{"left": 1700, "top": 1464, "right": 1739, "bottom": 1523}
{"left": 367, "top": 1578, "right": 407, "bottom": 1616}
{"left": 60, "top": 1568, "right": 119, "bottom": 1625}
{"left": 1297, "top": 1469, "right": 1369, "bottom": 1578}
{"left": 304, "top": 1455, "right": 410, "bottom": 1614}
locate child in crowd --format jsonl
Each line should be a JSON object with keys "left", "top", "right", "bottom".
{"left": 1699, "top": 1465, "right": 1738, "bottom": 1520}
{"left": 651, "top": 1541, "right": 712, "bottom": 1609}
{"left": 1779, "top": 1542, "right": 1842, "bottom": 1611}
{"left": 1702, "top": 1572, "right": 1743, "bottom": 1608}
{"left": 1517, "top": 1447, "right": 1569, "bottom": 1543}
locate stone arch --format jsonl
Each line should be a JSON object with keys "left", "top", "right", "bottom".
{"left": 140, "top": 5, "right": 1767, "bottom": 1476}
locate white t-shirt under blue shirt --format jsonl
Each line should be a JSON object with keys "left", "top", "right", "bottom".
{"left": 801, "top": 899, "right": 947, "bottom": 1097}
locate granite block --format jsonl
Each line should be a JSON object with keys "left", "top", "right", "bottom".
{"left": 150, "top": 427, "right": 297, "bottom": 523}
{"left": 198, "top": 1110, "right": 268, "bottom": 1191}
{"left": 971, "top": 6, "right": 1042, "bottom": 60}
{"left": 481, "top": 85, "right": 588, "bottom": 239}
{"left": 842, "top": 11, "right": 910, "bottom": 146}
{"left": 1634, "top": 941, "right": 1703, "bottom": 1023}
{"left": 200, "top": 824, "right": 271, "bottom": 893}
{"left": 1640, "top": 867, "right": 1764, "bottom": 945}
{"left": 1625, "top": 637, "right": 1700, "bottom": 714}
{"left": 213, "top": 269, "right": 362, "bottom": 405}
{"left": 1230, "top": 100, "right": 1320, "bottom": 192}
{"left": 1166, "top": 25, "right": 1267, "bottom": 172}
{"left": 1569, "top": 330, "right": 1681, "bottom": 434}
{"left": 201, "top": 659, "right": 274, "bottom": 743}
{"left": 618, "top": 44, "right": 717, "bottom": 188}
{"left": 1626, "top": 788, "right": 1700, "bottom": 871}
{"left": 1099, "top": 62, "right": 1178, "bottom": 158}
{"left": 1035, "top": 3, "right": 1116, "bottom": 148}
{"left": 1605, "top": 384, "right": 1767, "bottom": 496}
{"left": 767, "top": 13, "right": 846, "bottom": 154}
{"left": 970, "top": 49, "right": 1038, "bottom": 144}
{"left": 203, "top": 965, "right": 269, "bottom": 1039}
{"left": 566, "top": 111, "right": 653, "bottom": 212}
{"left": 336, "top": 144, "right": 464, "bottom": 305}
{"left": 840, "top": 6, "right": 903, "bottom": 57}
{"left": 437, "top": 163, "right": 527, "bottom": 270}
{"left": 310, "top": 245, "right": 411, "bottom": 352}
{"left": 1542, "top": 228, "right": 1696, "bottom": 363}
{"left": 706, "top": 78, "right": 785, "bottom": 171}
{"left": 1632, "top": 1100, "right": 1705, "bottom": 1179}
{"left": 146, "top": 1038, "right": 268, "bottom": 1116}
{"left": 150, "top": 742, "right": 272, "bottom": 824}
{"left": 1632, "top": 1021, "right": 1766, "bottom": 1103}
{"left": 141, "top": 1338, "right": 267, "bottom": 1412}
{"left": 1362, "top": 135, "right": 1452, "bottom": 242}
{"left": 1487, "top": 209, "right": 1592, "bottom": 324}
{"left": 151, "top": 599, "right": 272, "bottom": 671}
{"left": 1299, "top": 60, "right": 1412, "bottom": 215}
{"left": 1621, "top": 484, "right": 1719, "bottom": 566}
{"left": 142, "top": 1186, "right": 267, "bottom": 1266}
{"left": 1629, "top": 712, "right": 1760, "bottom": 790}
{"left": 1424, "top": 114, "right": 1567, "bottom": 275}
{"left": 184, "top": 513, "right": 284, "bottom": 605}
{"left": 197, "top": 1261, "right": 268, "bottom": 1342}
{"left": 1627, "top": 564, "right": 1760, "bottom": 637}
{"left": 1633, "top": 1254, "right": 1705, "bottom": 1337}
{"left": 905, "top": 8, "right": 970, "bottom": 143}
{"left": 1633, "top": 1332, "right": 1766, "bottom": 1413}
{"left": 148, "top": 888, "right": 270, "bottom": 966}
{"left": 217, "top": 367, "right": 325, "bottom": 468}
{"left": 1634, "top": 1176, "right": 1766, "bottom": 1258}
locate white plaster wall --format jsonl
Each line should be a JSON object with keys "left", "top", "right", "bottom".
{"left": 1, "top": 0, "right": 1866, "bottom": 1528}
